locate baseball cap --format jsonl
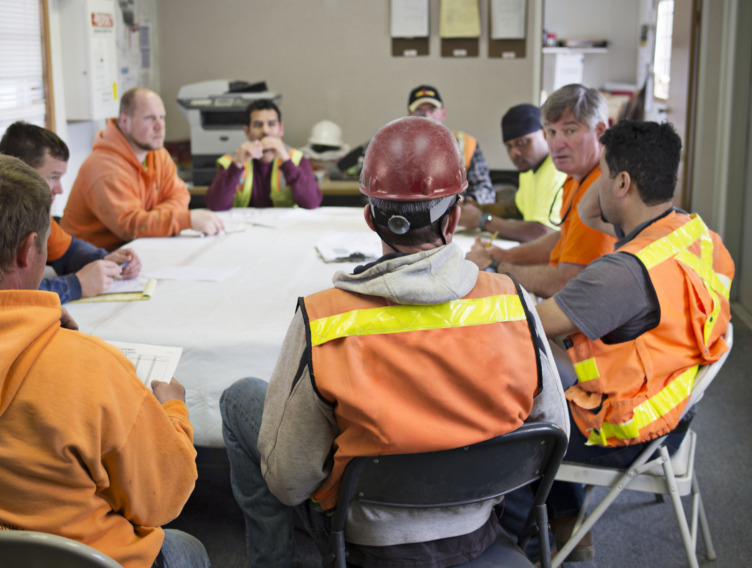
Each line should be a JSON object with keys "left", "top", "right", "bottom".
{"left": 408, "top": 85, "right": 443, "bottom": 113}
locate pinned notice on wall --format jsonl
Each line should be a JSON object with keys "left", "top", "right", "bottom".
{"left": 490, "top": 0, "right": 526, "bottom": 39}
{"left": 391, "top": 0, "right": 430, "bottom": 56}
{"left": 390, "top": 0, "right": 429, "bottom": 38}
{"left": 440, "top": 0, "right": 481, "bottom": 38}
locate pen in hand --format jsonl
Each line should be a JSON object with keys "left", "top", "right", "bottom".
{"left": 485, "top": 231, "right": 498, "bottom": 249}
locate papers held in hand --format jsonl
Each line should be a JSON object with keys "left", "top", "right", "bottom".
{"left": 106, "top": 341, "right": 182, "bottom": 386}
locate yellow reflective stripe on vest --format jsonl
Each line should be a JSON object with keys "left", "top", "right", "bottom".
{"left": 586, "top": 364, "right": 699, "bottom": 446}
{"left": 573, "top": 357, "right": 600, "bottom": 382}
{"left": 635, "top": 214, "right": 707, "bottom": 269}
{"left": 310, "top": 294, "right": 526, "bottom": 347}
{"left": 635, "top": 214, "right": 729, "bottom": 346}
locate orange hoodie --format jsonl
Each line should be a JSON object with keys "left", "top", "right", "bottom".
{"left": 0, "top": 290, "right": 198, "bottom": 568}
{"left": 61, "top": 119, "right": 191, "bottom": 251}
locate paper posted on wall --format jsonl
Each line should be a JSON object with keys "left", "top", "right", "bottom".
{"left": 107, "top": 341, "right": 183, "bottom": 386}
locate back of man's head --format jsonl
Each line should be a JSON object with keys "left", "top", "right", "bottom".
{"left": 0, "top": 155, "right": 51, "bottom": 276}
{"left": 600, "top": 120, "right": 682, "bottom": 205}
{"left": 541, "top": 84, "right": 608, "bottom": 129}
{"left": 360, "top": 117, "right": 466, "bottom": 248}
{"left": 245, "top": 99, "right": 282, "bottom": 125}
{"left": 0, "top": 122, "right": 69, "bottom": 168}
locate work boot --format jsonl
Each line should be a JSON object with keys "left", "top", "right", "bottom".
{"left": 549, "top": 515, "right": 594, "bottom": 562}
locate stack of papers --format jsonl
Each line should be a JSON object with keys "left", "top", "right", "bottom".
{"left": 70, "top": 277, "right": 157, "bottom": 303}
{"left": 315, "top": 232, "right": 383, "bottom": 263}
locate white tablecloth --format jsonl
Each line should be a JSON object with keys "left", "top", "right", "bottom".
{"left": 65, "top": 207, "right": 501, "bottom": 447}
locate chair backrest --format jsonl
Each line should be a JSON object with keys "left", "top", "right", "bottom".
{"left": 683, "top": 322, "right": 734, "bottom": 416}
{"left": 0, "top": 530, "right": 122, "bottom": 568}
{"left": 329, "top": 422, "right": 568, "bottom": 567}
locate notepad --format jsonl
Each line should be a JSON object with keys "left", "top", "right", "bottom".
{"left": 69, "top": 277, "right": 157, "bottom": 303}
{"left": 107, "top": 341, "right": 183, "bottom": 386}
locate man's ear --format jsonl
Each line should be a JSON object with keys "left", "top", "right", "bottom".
{"left": 363, "top": 204, "right": 375, "bottom": 232}
{"left": 443, "top": 203, "right": 461, "bottom": 239}
{"left": 243, "top": 125, "right": 251, "bottom": 139}
{"left": 16, "top": 233, "right": 37, "bottom": 269}
{"left": 595, "top": 121, "right": 607, "bottom": 138}
{"left": 278, "top": 121, "right": 285, "bottom": 137}
{"left": 616, "top": 171, "right": 632, "bottom": 198}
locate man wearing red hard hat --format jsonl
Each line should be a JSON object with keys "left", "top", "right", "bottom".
{"left": 220, "top": 117, "right": 568, "bottom": 567}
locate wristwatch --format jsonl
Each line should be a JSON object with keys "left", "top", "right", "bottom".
{"left": 485, "top": 259, "right": 500, "bottom": 273}
{"left": 479, "top": 212, "right": 493, "bottom": 231}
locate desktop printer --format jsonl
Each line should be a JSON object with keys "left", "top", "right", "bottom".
{"left": 177, "top": 80, "right": 281, "bottom": 185}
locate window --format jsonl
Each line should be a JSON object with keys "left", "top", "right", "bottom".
{"left": 653, "top": 0, "right": 674, "bottom": 100}
{"left": 0, "top": 0, "right": 48, "bottom": 139}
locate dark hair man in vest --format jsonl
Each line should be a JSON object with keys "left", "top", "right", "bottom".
{"left": 504, "top": 120, "right": 734, "bottom": 562}
{"left": 220, "top": 117, "right": 568, "bottom": 567}
{"left": 206, "top": 99, "right": 322, "bottom": 211}
{"left": 459, "top": 103, "right": 568, "bottom": 243}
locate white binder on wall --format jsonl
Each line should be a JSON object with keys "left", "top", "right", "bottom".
{"left": 59, "top": 0, "right": 119, "bottom": 120}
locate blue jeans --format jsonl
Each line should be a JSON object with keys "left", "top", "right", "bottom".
{"left": 157, "top": 529, "right": 211, "bottom": 567}
{"left": 499, "top": 410, "right": 691, "bottom": 550}
{"left": 220, "top": 378, "right": 331, "bottom": 567}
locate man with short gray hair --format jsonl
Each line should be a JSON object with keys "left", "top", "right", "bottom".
{"left": 466, "top": 84, "right": 616, "bottom": 298}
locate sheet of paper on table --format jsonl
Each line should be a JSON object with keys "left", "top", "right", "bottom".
{"left": 224, "top": 208, "right": 332, "bottom": 229}
{"left": 316, "top": 232, "right": 383, "bottom": 262}
{"left": 145, "top": 265, "right": 240, "bottom": 282}
{"left": 106, "top": 341, "right": 183, "bottom": 386}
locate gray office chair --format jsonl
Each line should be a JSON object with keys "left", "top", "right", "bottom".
{"left": 0, "top": 530, "right": 122, "bottom": 568}
{"left": 326, "top": 421, "right": 569, "bottom": 568}
{"left": 552, "top": 323, "right": 734, "bottom": 568}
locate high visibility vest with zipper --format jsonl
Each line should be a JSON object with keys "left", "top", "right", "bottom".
{"left": 216, "top": 148, "right": 304, "bottom": 208}
{"left": 564, "top": 210, "right": 734, "bottom": 447}
{"left": 301, "top": 271, "right": 542, "bottom": 510}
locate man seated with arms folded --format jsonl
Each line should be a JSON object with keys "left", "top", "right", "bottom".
{"left": 0, "top": 155, "right": 209, "bottom": 568}
{"left": 460, "top": 103, "right": 567, "bottom": 243}
{"left": 503, "top": 120, "right": 734, "bottom": 562}
{"left": 0, "top": 121, "right": 142, "bottom": 303}
{"left": 62, "top": 87, "right": 223, "bottom": 251}
{"left": 407, "top": 84, "right": 496, "bottom": 206}
{"left": 466, "top": 84, "right": 616, "bottom": 298}
{"left": 206, "top": 99, "right": 322, "bottom": 210}
{"left": 219, "top": 117, "right": 568, "bottom": 567}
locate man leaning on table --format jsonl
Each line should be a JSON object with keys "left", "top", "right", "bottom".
{"left": 466, "top": 84, "right": 616, "bottom": 298}
{"left": 206, "top": 98, "right": 322, "bottom": 210}
{"left": 0, "top": 121, "right": 142, "bottom": 303}
{"left": 61, "top": 87, "right": 224, "bottom": 251}
{"left": 220, "top": 116, "right": 568, "bottom": 567}
{"left": 459, "top": 103, "right": 567, "bottom": 243}
{"left": 0, "top": 154, "right": 209, "bottom": 568}
{"left": 503, "top": 121, "right": 734, "bottom": 562}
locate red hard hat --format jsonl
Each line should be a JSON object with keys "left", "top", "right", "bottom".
{"left": 359, "top": 116, "right": 468, "bottom": 200}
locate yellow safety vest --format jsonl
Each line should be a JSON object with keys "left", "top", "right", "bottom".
{"left": 216, "top": 147, "right": 304, "bottom": 208}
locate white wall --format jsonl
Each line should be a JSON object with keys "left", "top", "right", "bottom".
{"left": 543, "top": 0, "right": 641, "bottom": 88}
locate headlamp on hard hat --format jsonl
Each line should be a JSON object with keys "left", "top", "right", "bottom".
{"left": 371, "top": 195, "right": 460, "bottom": 236}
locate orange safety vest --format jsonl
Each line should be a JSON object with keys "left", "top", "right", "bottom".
{"left": 564, "top": 211, "right": 734, "bottom": 447}
{"left": 301, "top": 271, "right": 542, "bottom": 510}
{"left": 452, "top": 130, "right": 476, "bottom": 171}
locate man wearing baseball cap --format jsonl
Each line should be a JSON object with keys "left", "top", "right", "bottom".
{"left": 459, "top": 103, "right": 567, "bottom": 243}
{"left": 408, "top": 84, "right": 496, "bottom": 205}
{"left": 220, "top": 116, "right": 567, "bottom": 567}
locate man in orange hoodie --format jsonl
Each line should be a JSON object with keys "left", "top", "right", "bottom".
{"left": 61, "top": 87, "right": 224, "bottom": 251}
{"left": 0, "top": 154, "right": 209, "bottom": 567}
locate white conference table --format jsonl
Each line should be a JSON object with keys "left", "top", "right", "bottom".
{"left": 65, "top": 207, "right": 505, "bottom": 447}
